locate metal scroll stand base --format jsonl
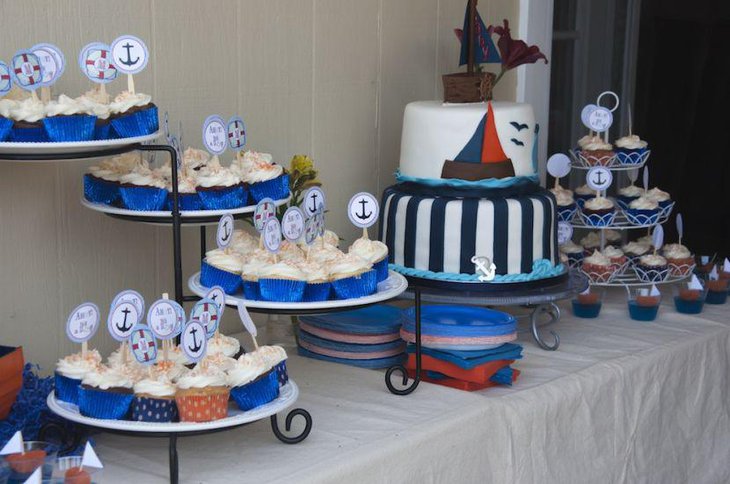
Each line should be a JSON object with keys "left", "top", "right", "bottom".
{"left": 8, "top": 143, "right": 312, "bottom": 484}
{"left": 385, "top": 270, "right": 589, "bottom": 395}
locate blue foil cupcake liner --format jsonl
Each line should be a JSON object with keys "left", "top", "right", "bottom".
{"left": 624, "top": 208, "right": 660, "bottom": 226}
{"left": 131, "top": 395, "right": 178, "bottom": 422}
{"left": 373, "top": 257, "right": 389, "bottom": 283}
{"left": 616, "top": 147, "right": 649, "bottom": 165}
{"left": 658, "top": 200, "right": 674, "bottom": 218}
{"left": 230, "top": 369, "right": 280, "bottom": 411}
{"left": 201, "top": 259, "right": 242, "bottom": 294}
{"left": 54, "top": 372, "right": 82, "bottom": 405}
{"left": 332, "top": 269, "right": 377, "bottom": 300}
{"left": 111, "top": 109, "right": 150, "bottom": 138}
{"left": 84, "top": 174, "right": 120, "bottom": 205}
{"left": 78, "top": 386, "right": 133, "bottom": 420}
{"left": 11, "top": 124, "right": 48, "bottom": 142}
{"left": 42, "top": 114, "right": 96, "bottom": 141}
{"left": 242, "top": 279, "right": 262, "bottom": 300}
{"left": 249, "top": 174, "right": 290, "bottom": 203}
{"left": 616, "top": 196, "right": 640, "bottom": 211}
{"left": 259, "top": 278, "right": 306, "bottom": 302}
{"left": 137, "top": 104, "right": 159, "bottom": 134}
{"left": 302, "top": 281, "right": 331, "bottom": 302}
{"left": 274, "top": 360, "right": 289, "bottom": 386}
{"left": 167, "top": 192, "right": 203, "bottom": 211}
{"left": 198, "top": 184, "right": 248, "bottom": 210}
{"left": 120, "top": 185, "right": 168, "bottom": 211}
{"left": 94, "top": 121, "right": 111, "bottom": 140}
{"left": 0, "top": 117, "right": 12, "bottom": 141}
{"left": 557, "top": 204, "right": 577, "bottom": 222}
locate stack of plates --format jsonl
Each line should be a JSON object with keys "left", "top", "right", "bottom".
{"left": 297, "top": 305, "right": 405, "bottom": 369}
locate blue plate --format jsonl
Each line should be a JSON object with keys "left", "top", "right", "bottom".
{"left": 401, "top": 305, "right": 517, "bottom": 338}
{"left": 298, "top": 304, "right": 402, "bottom": 335}
{"left": 298, "top": 329, "right": 405, "bottom": 354}
{"left": 297, "top": 347, "right": 405, "bottom": 369}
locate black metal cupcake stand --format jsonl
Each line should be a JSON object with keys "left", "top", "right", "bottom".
{"left": 0, "top": 140, "right": 311, "bottom": 484}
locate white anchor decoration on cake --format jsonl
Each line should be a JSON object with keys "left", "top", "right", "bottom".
{"left": 471, "top": 255, "right": 496, "bottom": 282}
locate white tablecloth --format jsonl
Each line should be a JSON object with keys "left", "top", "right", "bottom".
{"left": 95, "top": 293, "right": 730, "bottom": 483}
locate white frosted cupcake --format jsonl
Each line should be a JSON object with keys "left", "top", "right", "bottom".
{"left": 78, "top": 364, "right": 135, "bottom": 420}
{"left": 329, "top": 254, "right": 377, "bottom": 299}
{"left": 227, "top": 355, "right": 278, "bottom": 411}
{"left": 201, "top": 247, "right": 243, "bottom": 294}
{"left": 615, "top": 134, "right": 648, "bottom": 165}
{"left": 663, "top": 243, "right": 694, "bottom": 276}
{"left": 206, "top": 333, "right": 242, "bottom": 359}
{"left": 257, "top": 261, "right": 307, "bottom": 302}
{"left": 131, "top": 372, "right": 178, "bottom": 422}
{"left": 196, "top": 157, "right": 247, "bottom": 210}
{"left": 54, "top": 350, "right": 102, "bottom": 405}
{"left": 296, "top": 259, "right": 332, "bottom": 302}
{"left": 118, "top": 166, "right": 168, "bottom": 211}
{"left": 581, "top": 250, "right": 616, "bottom": 282}
{"left": 348, "top": 237, "right": 389, "bottom": 282}
{"left": 175, "top": 365, "right": 229, "bottom": 422}
{"left": 582, "top": 196, "right": 616, "bottom": 226}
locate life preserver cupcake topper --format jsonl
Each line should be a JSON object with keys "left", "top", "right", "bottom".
{"left": 253, "top": 198, "right": 277, "bottom": 232}
{"left": 66, "top": 302, "right": 100, "bottom": 357}
{"left": 204, "top": 285, "right": 226, "bottom": 318}
{"left": 190, "top": 298, "right": 221, "bottom": 338}
{"left": 216, "top": 213, "right": 234, "bottom": 249}
{"left": 227, "top": 116, "right": 246, "bottom": 152}
{"left": 282, "top": 206, "right": 305, "bottom": 242}
{"left": 78, "top": 42, "right": 118, "bottom": 84}
{"left": 181, "top": 319, "right": 207, "bottom": 363}
{"left": 0, "top": 62, "right": 12, "bottom": 95}
{"left": 129, "top": 324, "right": 158, "bottom": 365}
{"left": 10, "top": 50, "right": 44, "bottom": 92}
{"left": 202, "top": 115, "right": 227, "bottom": 155}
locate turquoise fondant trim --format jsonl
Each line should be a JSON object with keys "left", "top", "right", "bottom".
{"left": 395, "top": 169, "right": 539, "bottom": 189}
{"left": 389, "top": 259, "right": 565, "bottom": 283}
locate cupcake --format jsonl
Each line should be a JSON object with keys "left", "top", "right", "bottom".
{"left": 617, "top": 184, "right": 646, "bottom": 210}
{"left": 296, "top": 260, "right": 332, "bottom": 302}
{"left": 196, "top": 157, "right": 247, "bottom": 210}
{"left": 106, "top": 347, "right": 146, "bottom": 374}
{"left": 551, "top": 186, "right": 577, "bottom": 222}
{"left": 54, "top": 350, "right": 102, "bottom": 405}
{"left": 580, "top": 232, "right": 602, "bottom": 255}
{"left": 182, "top": 147, "right": 211, "bottom": 171}
{"left": 240, "top": 248, "right": 277, "bottom": 300}
{"left": 663, "top": 243, "right": 694, "bottom": 276}
{"left": 308, "top": 243, "right": 346, "bottom": 265}
{"left": 615, "top": 134, "right": 648, "bottom": 165}
{"left": 634, "top": 254, "right": 669, "bottom": 282}
{"left": 574, "top": 184, "right": 595, "bottom": 208}
{"left": 83, "top": 153, "right": 145, "bottom": 205}
{"left": 0, "top": 98, "right": 17, "bottom": 141}
{"left": 258, "top": 260, "right": 307, "bottom": 302}
{"left": 278, "top": 240, "right": 306, "bottom": 262}
{"left": 206, "top": 333, "right": 242, "bottom": 359}
{"left": 175, "top": 365, "right": 230, "bottom": 422}
{"left": 199, "top": 353, "right": 239, "bottom": 372}
{"left": 161, "top": 170, "right": 202, "bottom": 211}
{"left": 77, "top": 365, "right": 135, "bottom": 420}
{"left": 76, "top": 88, "right": 112, "bottom": 140}
{"left": 109, "top": 90, "right": 158, "bottom": 137}
{"left": 348, "top": 237, "right": 389, "bottom": 282}
{"left": 625, "top": 196, "right": 660, "bottom": 225}
{"left": 645, "top": 187, "right": 673, "bottom": 216}
{"left": 636, "top": 234, "right": 655, "bottom": 248}
{"left": 581, "top": 196, "right": 616, "bottom": 226}
{"left": 9, "top": 97, "right": 47, "bottom": 142}
{"left": 602, "top": 245, "right": 627, "bottom": 272}
{"left": 131, "top": 371, "right": 179, "bottom": 422}
{"left": 201, "top": 248, "right": 243, "bottom": 294}
{"left": 252, "top": 345, "right": 288, "bottom": 386}
{"left": 230, "top": 229, "right": 260, "bottom": 256}
{"left": 227, "top": 355, "right": 279, "bottom": 411}
{"left": 559, "top": 240, "right": 584, "bottom": 267}
{"left": 581, "top": 250, "right": 616, "bottom": 283}
{"left": 579, "top": 136, "right": 614, "bottom": 166}
{"left": 622, "top": 241, "right": 652, "bottom": 266}
{"left": 604, "top": 229, "right": 622, "bottom": 245}
{"left": 329, "top": 254, "right": 377, "bottom": 299}
{"left": 118, "top": 167, "right": 168, "bottom": 211}
{"left": 43, "top": 95, "right": 96, "bottom": 142}
{"left": 241, "top": 152, "right": 289, "bottom": 202}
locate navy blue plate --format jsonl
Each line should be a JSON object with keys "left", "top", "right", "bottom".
{"left": 299, "top": 304, "right": 402, "bottom": 335}
{"left": 402, "top": 305, "right": 516, "bottom": 338}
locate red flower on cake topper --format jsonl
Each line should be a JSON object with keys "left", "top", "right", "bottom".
{"left": 489, "top": 19, "right": 548, "bottom": 84}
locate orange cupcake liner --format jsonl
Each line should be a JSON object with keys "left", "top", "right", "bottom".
{"left": 175, "top": 387, "right": 230, "bottom": 422}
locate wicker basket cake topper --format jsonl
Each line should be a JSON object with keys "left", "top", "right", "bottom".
{"left": 443, "top": 0, "right": 548, "bottom": 103}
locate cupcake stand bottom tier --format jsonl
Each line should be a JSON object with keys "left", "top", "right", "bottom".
{"left": 44, "top": 381, "right": 310, "bottom": 484}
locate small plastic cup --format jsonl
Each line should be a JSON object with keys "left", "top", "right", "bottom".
{"left": 572, "top": 289, "right": 603, "bottom": 318}
{"left": 705, "top": 279, "right": 728, "bottom": 305}
{"left": 673, "top": 286, "right": 707, "bottom": 314}
{"left": 695, "top": 256, "right": 715, "bottom": 276}
{"left": 47, "top": 455, "right": 103, "bottom": 483}
{"left": 627, "top": 289, "right": 661, "bottom": 322}
{"left": 0, "top": 441, "right": 58, "bottom": 482}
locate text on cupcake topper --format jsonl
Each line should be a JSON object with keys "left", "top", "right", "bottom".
{"left": 31, "top": 43, "right": 65, "bottom": 86}
{"left": 202, "top": 115, "right": 227, "bottom": 155}
{"left": 263, "top": 217, "right": 282, "bottom": 253}
{"left": 282, "top": 206, "right": 305, "bottom": 242}
{"left": 66, "top": 302, "right": 100, "bottom": 343}
{"left": 147, "top": 299, "right": 185, "bottom": 340}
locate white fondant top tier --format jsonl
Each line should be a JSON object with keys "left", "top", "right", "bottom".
{"left": 399, "top": 101, "right": 538, "bottom": 180}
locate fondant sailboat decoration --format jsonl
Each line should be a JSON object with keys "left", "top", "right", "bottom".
{"left": 455, "top": 2, "right": 501, "bottom": 67}
{"left": 442, "top": 101, "right": 515, "bottom": 180}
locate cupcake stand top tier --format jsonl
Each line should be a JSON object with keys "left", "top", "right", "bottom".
{"left": 0, "top": 132, "right": 161, "bottom": 160}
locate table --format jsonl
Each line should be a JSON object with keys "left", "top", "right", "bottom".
{"left": 92, "top": 292, "right": 730, "bottom": 483}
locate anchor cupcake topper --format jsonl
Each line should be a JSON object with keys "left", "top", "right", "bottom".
{"left": 31, "top": 43, "right": 65, "bottom": 87}
{"left": 129, "top": 324, "right": 158, "bottom": 365}
{"left": 190, "top": 298, "right": 221, "bottom": 338}
{"left": 78, "top": 42, "right": 118, "bottom": 84}
{"left": 110, "top": 35, "right": 149, "bottom": 75}
{"left": 262, "top": 217, "right": 282, "bottom": 253}
{"left": 282, "top": 206, "right": 305, "bottom": 242}
{"left": 202, "top": 115, "right": 227, "bottom": 155}
{"left": 216, "top": 213, "right": 234, "bottom": 249}
{"left": 302, "top": 187, "right": 326, "bottom": 217}
{"left": 0, "top": 62, "right": 12, "bottom": 95}
{"left": 66, "top": 302, "right": 100, "bottom": 344}
{"left": 10, "top": 50, "right": 44, "bottom": 91}
{"left": 347, "top": 192, "right": 379, "bottom": 229}
{"left": 181, "top": 320, "right": 207, "bottom": 363}
{"left": 147, "top": 299, "right": 185, "bottom": 340}
{"left": 227, "top": 116, "right": 246, "bottom": 152}
{"left": 107, "top": 300, "right": 141, "bottom": 342}
{"left": 586, "top": 166, "right": 612, "bottom": 193}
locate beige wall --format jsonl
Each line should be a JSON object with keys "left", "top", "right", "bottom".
{"left": 0, "top": 0, "right": 518, "bottom": 372}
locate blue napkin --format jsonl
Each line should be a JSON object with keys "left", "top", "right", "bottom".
{"left": 406, "top": 343, "right": 523, "bottom": 369}
{"left": 425, "top": 366, "right": 515, "bottom": 386}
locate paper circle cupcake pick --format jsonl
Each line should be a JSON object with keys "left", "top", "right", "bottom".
{"left": 202, "top": 115, "right": 227, "bottom": 155}
{"left": 110, "top": 35, "right": 149, "bottom": 75}
{"left": 586, "top": 107, "right": 613, "bottom": 133}
{"left": 190, "top": 298, "right": 221, "bottom": 338}
{"left": 10, "top": 51, "right": 44, "bottom": 91}
{"left": 676, "top": 213, "right": 684, "bottom": 245}
{"left": 347, "top": 192, "right": 379, "bottom": 229}
{"left": 547, "top": 154, "right": 571, "bottom": 180}
{"left": 282, "top": 206, "right": 305, "bottom": 242}
{"left": 30, "top": 44, "right": 63, "bottom": 87}
{"left": 216, "top": 213, "right": 234, "bottom": 249}
{"left": 227, "top": 116, "right": 246, "bottom": 152}
{"left": 129, "top": 324, "right": 158, "bottom": 365}
{"left": 557, "top": 221, "right": 573, "bottom": 246}
{"left": 107, "top": 300, "right": 140, "bottom": 342}
{"left": 643, "top": 166, "right": 650, "bottom": 191}
{"left": 147, "top": 299, "right": 185, "bottom": 340}
{"left": 597, "top": 90, "right": 620, "bottom": 112}
{"left": 302, "top": 187, "right": 326, "bottom": 217}
{"left": 181, "top": 320, "right": 207, "bottom": 363}
{"left": 303, "top": 215, "right": 318, "bottom": 246}
{"left": 263, "top": 217, "right": 282, "bottom": 253}
{"left": 111, "top": 289, "right": 145, "bottom": 317}
{"left": 580, "top": 104, "right": 598, "bottom": 128}
{"left": 652, "top": 225, "right": 664, "bottom": 251}
{"left": 78, "top": 42, "right": 118, "bottom": 84}
{"left": 66, "top": 302, "right": 100, "bottom": 344}
{"left": 0, "top": 62, "right": 12, "bottom": 95}
{"left": 237, "top": 304, "right": 259, "bottom": 349}
{"left": 586, "top": 166, "right": 612, "bottom": 192}
{"left": 253, "top": 198, "right": 277, "bottom": 232}
{"left": 204, "top": 286, "right": 226, "bottom": 317}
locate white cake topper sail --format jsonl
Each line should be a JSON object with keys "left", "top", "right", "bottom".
{"left": 81, "top": 441, "right": 104, "bottom": 469}
{"left": 688, "top": 275, "right": 703, "bottom": 291}
{"left": 0, "top": 431, "right": 23, "bottom": 455}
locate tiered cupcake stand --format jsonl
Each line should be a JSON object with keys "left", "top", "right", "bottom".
{"left": 567, "top": 151, "right": 691, "bottom": 287}
{"left": 0, "top": 137, "right": 312, "bottom": 484}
